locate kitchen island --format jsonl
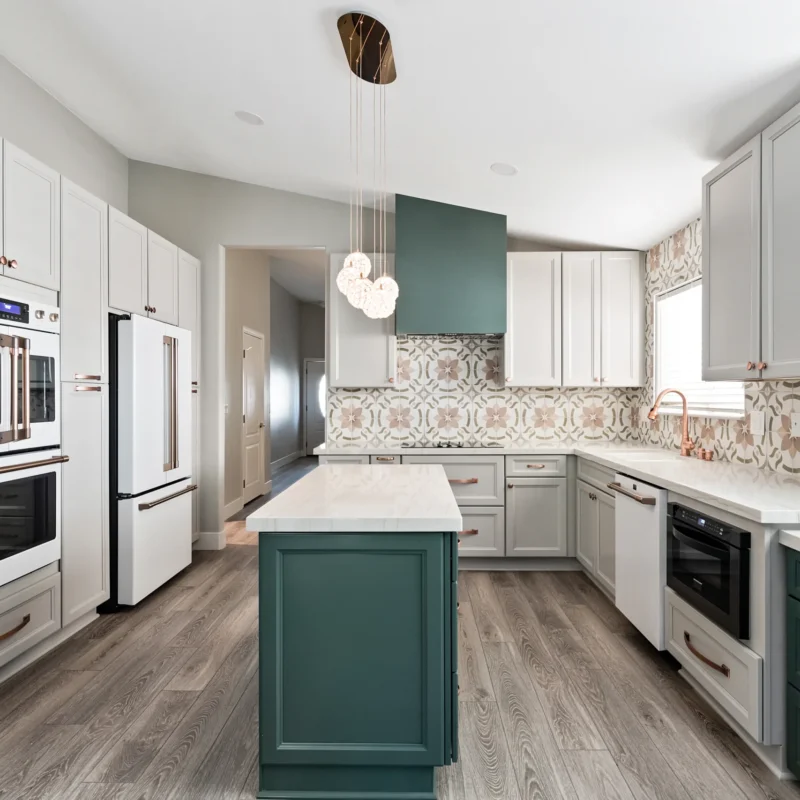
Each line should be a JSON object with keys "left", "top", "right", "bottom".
{"left": 247, "top": 464, "right": 462, "bottom": 800}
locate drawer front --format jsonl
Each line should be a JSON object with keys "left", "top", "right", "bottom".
{"left": 505, "top": 455, "right": 566, "bottom": 477}
{"left": 789, "top": 596, "right": 800, "bottom": 692}
{"left": 401, "top": 456, "right": 504, "bottom": 505}
{"left": 788, "top": 684, "right": 800, "bottom": 779}
{"left": 370, "top": 455, "right": 400, "bottom": 465}
{"left": 788, "top": 549, "right": 800, "bottom": 602}
{"left": 666, "top": 589, "right": 762, "bottom": 740}
{"left": 0, "top": 572, "right": 61, "bottom": 669}
{"left": 577, "top": 458, "right": 616, "bottom": 494}
{"left": 458, "top": 507, "right": 505, "bottom": 558}
{"left": 319, "top": 455, "right": 370, "bottom": 465}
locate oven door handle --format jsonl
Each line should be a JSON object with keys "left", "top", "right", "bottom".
{"left": 672, "top": 526, "right": 730, "bottom": 559}
{"left": 18, "top": 335, "right": 31, "bottom": 442}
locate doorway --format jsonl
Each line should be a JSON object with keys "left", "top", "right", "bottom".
{"left": 304, "top": 358, "right": 326, "bottom": 455}
{"left": 242, "top": 327, "right": 267, "bottom": 505}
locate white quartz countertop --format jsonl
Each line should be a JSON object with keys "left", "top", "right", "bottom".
{"left": 779, "top": 530, "right": 800, "bottom": 553}
{"left": 246, "top": 464, "right": 463, "bottom": 533}
{"left": 315, "top": 442, "right": 800, "bottom": 525}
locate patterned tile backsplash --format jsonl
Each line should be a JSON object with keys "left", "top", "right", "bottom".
{"left": 328, "top": 219, "right": 800, "bottom": 473}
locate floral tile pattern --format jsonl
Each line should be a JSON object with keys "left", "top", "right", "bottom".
{"left": 423, "top": 392, "right": 473, "bottom": 444}
{"left": 374, "top": 391, "right": 424, "bottom": 444}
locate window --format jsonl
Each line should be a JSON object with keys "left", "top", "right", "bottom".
{"left": 655, "top": 280, "right": 744, "bottom": 417}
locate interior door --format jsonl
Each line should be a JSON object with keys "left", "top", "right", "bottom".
{"left": 304, "top": 359, "right": 326, "bottom": 455}
{"left": 242, "top": 329, "right": 265, "bottom": 504}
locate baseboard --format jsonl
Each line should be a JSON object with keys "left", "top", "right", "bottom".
{"left": 193, "top": 530, "right": 226, "bottom": 551}
{"left": 458, "top": 557, "right": 582, "bottom": 571}
{"left": 0, "top": 610, "right": 97, "bottom": 686}
{"left": 271, "top": 451, "right": 302, "bottom": 471}
{"left": 224, "top": 496, "right": 244, "bottom": 520}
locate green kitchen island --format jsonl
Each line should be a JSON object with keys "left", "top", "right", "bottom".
{"left": 246, "top": 463, "right": 461, "bottom": 800}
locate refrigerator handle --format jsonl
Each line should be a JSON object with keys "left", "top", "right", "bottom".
{"left": 172, "top": 337, "right": 179, "bottom": 470}
{"left": 9, "top": 336, "right": 18, "bottom": 442}
{"left": 163, "top": 335, "right": 175, "bottom": 472}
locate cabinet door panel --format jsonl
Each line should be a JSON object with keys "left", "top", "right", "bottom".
{"left": 762, "top": 104, "right": 800, "bottom": 379}
{"left": 147, "top": 231, "right": 179, "bottom": 325}
{"left": 328, "top": 255, "right": 396, "bottom": 388}
{"left": 505, "top": 253, "right": 561, "bottom": 386}
{"left": 61, "top": 180, "right": 107, "bottom": 383}
{"left": 61, "top": 383, "right": 109, "bottom": 623}
{"left": 2, "top": 142, "right": 60, "bottom": 290}
{"left": 595, "top": 490, "right": 615, "bottom": 595}
{"left": 576, "top": 480, "right": 597, "bottom": 572}
{"left": 506, "top": 478, "right": 567, "bottom": 556}
{"left": 108, "top": 207, "right": 148, "bottom": 315}
{"left": 562, "top": 253, "right": 601, "bottom": 387}
{"left": 702, "top": 136, "right": 761, "bottom": 381}
{"left": 178, "top": 250, "right": 200, "bottom": 384}
{"left": 600, "top": 252, "right": 643, "bottom": 387}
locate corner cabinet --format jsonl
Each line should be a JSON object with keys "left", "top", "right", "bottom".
{"left": 328, "top": 254, "right": 397, "bottom": 388}
{"left": 504, "top": 253, "right": 561, "bottom": 387}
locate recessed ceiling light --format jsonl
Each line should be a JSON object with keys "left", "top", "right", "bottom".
{"left": 490, "top": 162, "right": 517, "bottom": 176}
{"left": 235, "top": 110, "right": 264, "bottom": 126}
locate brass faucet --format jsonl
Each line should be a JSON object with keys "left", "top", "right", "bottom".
{"left": 648, "top": 389, "right": 695, "bottom": 457}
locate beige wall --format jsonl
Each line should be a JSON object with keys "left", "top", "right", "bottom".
{"left": 224, "top": 249, "right": 271, "bottom": 509}
{"left": 0, "top": 56, "right": 128, "bottom": 210}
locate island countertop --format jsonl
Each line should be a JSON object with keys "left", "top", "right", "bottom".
{"left": 246, "top": 463, "right": 463, "bottom": 532}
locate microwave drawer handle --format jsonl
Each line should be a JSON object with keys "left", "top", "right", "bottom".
{"left": 606, "top": 482, "right": 656, "bottom": 505}
{"left": 0, "top": 613, "right": 31, "bottom": 642}
{"left": 138, "top": 484, "right": 198, "bottom": 511}
{"left": 449, "top": 478, "right": 478, "bottom": 485}
{"left": 683, "top": 632, "right": 730, "bottom": 678}
{"left": 0, "top": 455, "right": 69, "bottom": 475}
{"left": 672, "top": 527, "right": 730, "bottom": 558}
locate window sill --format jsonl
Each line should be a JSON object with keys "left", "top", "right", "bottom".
{"left": 654, "top": 408, "right": 745, "bottom": 421}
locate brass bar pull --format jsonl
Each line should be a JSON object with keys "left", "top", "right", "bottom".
{"left": 449, "top": 478, "right": 478, "bottom": 485}
{"left": 526, "top": 464, "right": 546, "bottom": 469}
{"left": 75, "top": 386, "right": 102, "bottom": 392}
{"left": 74, "top": 374, "right": 102, "bottom": 381}
{"left": 138, "top": 484, "right": 198, "bottom": 511}
{"left": 0, "top": 614, "right": 30, "bottom": 642}
{"left": 375, "top": 456, "right": 395, "bottom": 462}
{"left": 684, "top": 632, "right": 730, "bottom": 677}
{"left": 0, "top": 455, "right": 69, "bottom": 476}
{"left": 606, "top": 482, "right": 656, "bottom": 506}
{"left": 459, "top": 529, "right": 479, "bottom": 535}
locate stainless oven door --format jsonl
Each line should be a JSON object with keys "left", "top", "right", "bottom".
{"left": 0, "top": 326, "right": 59, "bottom": 453}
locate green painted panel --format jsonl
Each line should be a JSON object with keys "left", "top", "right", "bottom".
{"left": 788, "top": 549, "right": 800, "bottom": 601}
{"left": 260, "top": 533, "right": 446, "bottom": 768}
{"left": 788, "top": 683, "right": 800, "bottom": 779}
{"left": 395, "top": 194, "right": 507, "bottom": 335}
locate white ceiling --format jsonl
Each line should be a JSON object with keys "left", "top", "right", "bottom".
{"left": 3, "top": 1, "right": 800, "bottom": 248}
{"left": 267, "top": 249, "right": 327, "bottom": 304}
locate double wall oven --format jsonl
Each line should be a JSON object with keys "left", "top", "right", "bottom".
{"left": 0, "top": 294, "right": 66, "bottom": 588}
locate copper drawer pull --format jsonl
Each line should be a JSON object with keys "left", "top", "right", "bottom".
{"left": 526, "top": 464, "right": 546, "bottom": 469}
{"left": 8, "top": 259, "right": 17, "bottom": 269}
{"left": 138, "top": 484, "right": 198, "bottom": 510}
{"left": 684, "top": 632, "right": 730, "bottom": 677}
{"left": 0, "top": 614, "right": 31, "bottom": 642}
{"left": 606, "top": 482, "right": 656, "bottom": 505}
{"left": 757, "top": 362, "right": 767, "bottom": 370}
{"left": 459, "top": 529, "right": 479, "bottom": 535}
{"left": 75, "top": 386, "right": 102, "bottom": 392}
{"left": 375, "top": 456, "right": 395, "bottom": 462}
{"left": 74, "top": 374, "right": 101, "bottom": 381}
{"left": 449, "top": 478, "right": 478, "bottom": 485}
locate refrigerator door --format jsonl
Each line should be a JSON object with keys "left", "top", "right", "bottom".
{"left": 163, "top": 323, "right": 192, "bottom": 485}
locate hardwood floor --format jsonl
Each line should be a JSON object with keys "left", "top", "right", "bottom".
{"left": 1, "top": 556, "right": 799, "bottom": 799}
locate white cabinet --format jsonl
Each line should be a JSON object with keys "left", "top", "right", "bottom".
{"left": 61, "top": 383, "right": 109, "bottom": 624}
{"left": 576, "top": 478, "right": 616, "bottom": 596}
{"left": 61, "top": 180, "right": 108, "bottom": 384}
{"left": 504, "top": 253, "right": 561, "bottom": 386}
{"left": 702, "top": 136, "right": 762, "bottom": 381}
{"left": 505, "top": 478, "right": 567, "bottom": 556}
{"left": 1, "top": 141, "right": 60, "bottom": 290}
{"left": 762, "top": 106, "right": 800, "bottom": 379}
{"left": 109, "top": 207, "right": 148, "bottom": 315}
{"left": 147, "top": 231, "right": 179, "bottom": 325}
{"left": 370, "top": 455, "right": 400, "bottom": 465}
{"left": 563, "top": 251, "right": 643, "bottom": 387}
{"left": 328, "top": 254, "right": 396, "bottom": 388}
{"left": 178, "top": 249, "right": 201, "bottom": 384}
{"left": 458, "top": 507, "right": 505, "bottom": 558}
{"left": 318, "top": 454, "right": 370, "bottom": 464}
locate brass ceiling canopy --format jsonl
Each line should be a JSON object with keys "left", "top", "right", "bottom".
{"left": 337, "top": 12, "right": 396, "bottom": 85}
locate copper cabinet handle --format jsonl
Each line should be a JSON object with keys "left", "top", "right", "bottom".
{"left": 192, "top": 388, "right": 198, "bottom": 394}
{"left": 508, "top": 482, "right": 513, "bottom": 489}
{"left": 449, "top": 478, "right": 478, "bottom": 485}
{"left": 0, "top": 256, "right": 6, "bottom": 266}
{"left": 757, "top": 362, "right": 767, "bottom": 370}
{"left": 459, "top": 529, "right": 479, "bottom": 535}
{"left": 8, "top": 259, "right": 17, "bottom": 269}
{"left": 746, "top": 361, "right": 754, "bottom": 371}
{"left": 526, "top": 464, "right": 546, "bottom": 469}
{"left": 388, "top": 377, "right": 394, "bottom": 383}
{"left": 75, "top": 386, "right": 102, "bottom": 392}
{"left": 505, "top": 377, "right": 511, "bottom": 382}
{"left": 0, "top": 614, "right": 30, "bottom": 642}
{"left": 74, "top": 374, "right": 102, "bottom": 381}
{"left": 683, "top": 632, "right": 730, "bottom": 677}
{"left": 375, "top": 456, "right": 395, "bottom": 462}
{"left": 192, "top": 381, "right": 198, "bottom": 386}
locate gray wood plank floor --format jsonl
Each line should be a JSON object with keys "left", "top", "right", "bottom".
{"left": 1, "top": 556, "right": 800, "bottom": 799}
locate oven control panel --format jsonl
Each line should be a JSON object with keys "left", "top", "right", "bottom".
{"left": 0, "top": 298, "right": 29, "bottom": 324}
{"left": 669, "top": 503, "right": 750, "bottom": 548}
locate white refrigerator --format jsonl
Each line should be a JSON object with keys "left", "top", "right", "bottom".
{"left": 116, "top": 314, "right": 194, "bottom": 605}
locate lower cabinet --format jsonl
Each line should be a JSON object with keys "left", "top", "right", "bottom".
{"left": 506, "top": 478, "right": 567, "bottom": 556}
{"left": 577, "top": 479, "right": 616, "bottom": 595}
{"left": 371, "top": 455, "right": 400, "bottom": 465}
{"left": 458, "top": 507, "right": 505, "bottom": 558}
{"left": 61, "top": 382, "right": 110, "bottom": 625}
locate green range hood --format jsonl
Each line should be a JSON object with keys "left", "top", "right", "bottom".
{"left": 394, "top": 194, "right": 507, "bottom": 335}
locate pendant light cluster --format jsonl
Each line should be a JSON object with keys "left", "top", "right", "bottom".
{"left": 335, "top": 13, "right": 398, "bottom": 319}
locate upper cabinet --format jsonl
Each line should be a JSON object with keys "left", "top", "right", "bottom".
{"left": 504, "top": 253, "right": 561, "bottom": 387}
{"left": 109, "top": 207, "right": 148, "bottom": 315}
{"left": 1, "top": 141, "right": 60, "bottom": 290}
{"left": 178, "top": 249, "right": 201, "bottom": 384}
{"left": 762, "top": 106, "right": 800, "bottom": 379}
{"left": 147, "top": 231, "right": 179, "bottom": 325}
{"left": 702, "top": 136, "right": 762, "bottom": 381}
{"left": 563, "top": 251, "right": 643, "bottom": 387}
{"left": 61, "top": 180, "right": 108, "bottom": 383}
{"left": 328, "top": 254, "right": 396, "bottom": 388}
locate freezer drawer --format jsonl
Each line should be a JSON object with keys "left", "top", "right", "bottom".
{"left": 117, "top": 479, "right": 194, "bottom": 605}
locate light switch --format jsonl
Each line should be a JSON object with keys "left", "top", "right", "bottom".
{"left": 792, "top": 412, "right": 800, "bottom": 438}
{"left": 750, "top": 410, "right": 765, "bottom": 437}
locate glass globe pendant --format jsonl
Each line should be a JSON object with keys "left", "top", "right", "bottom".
{"left": 346, "top": 276, "right": 373, "bottom": 310}
{"left": 364, "top": 277, "right": 396, "bottom": 319}
{"left": 373, "top": 275, "right": 399, "bottom": 302}
{"left": 336, "top": 251, "right": 371, "bottom": 296}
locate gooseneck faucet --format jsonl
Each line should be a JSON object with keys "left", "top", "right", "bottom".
{"left": 648, "top": 388, "right": 695, "bottom": 457}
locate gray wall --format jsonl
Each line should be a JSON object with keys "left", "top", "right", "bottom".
{"left": 0, "top": 56, "right": 128, "bottom": 210}
{"left": 300, "top": 304, "right": 326, "bottom": 362}
{"left": 128, "top": 162, "right": 386, "bottom": 534}
{"left": 269, "top": 280, "right": 302, "bottom": 467}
